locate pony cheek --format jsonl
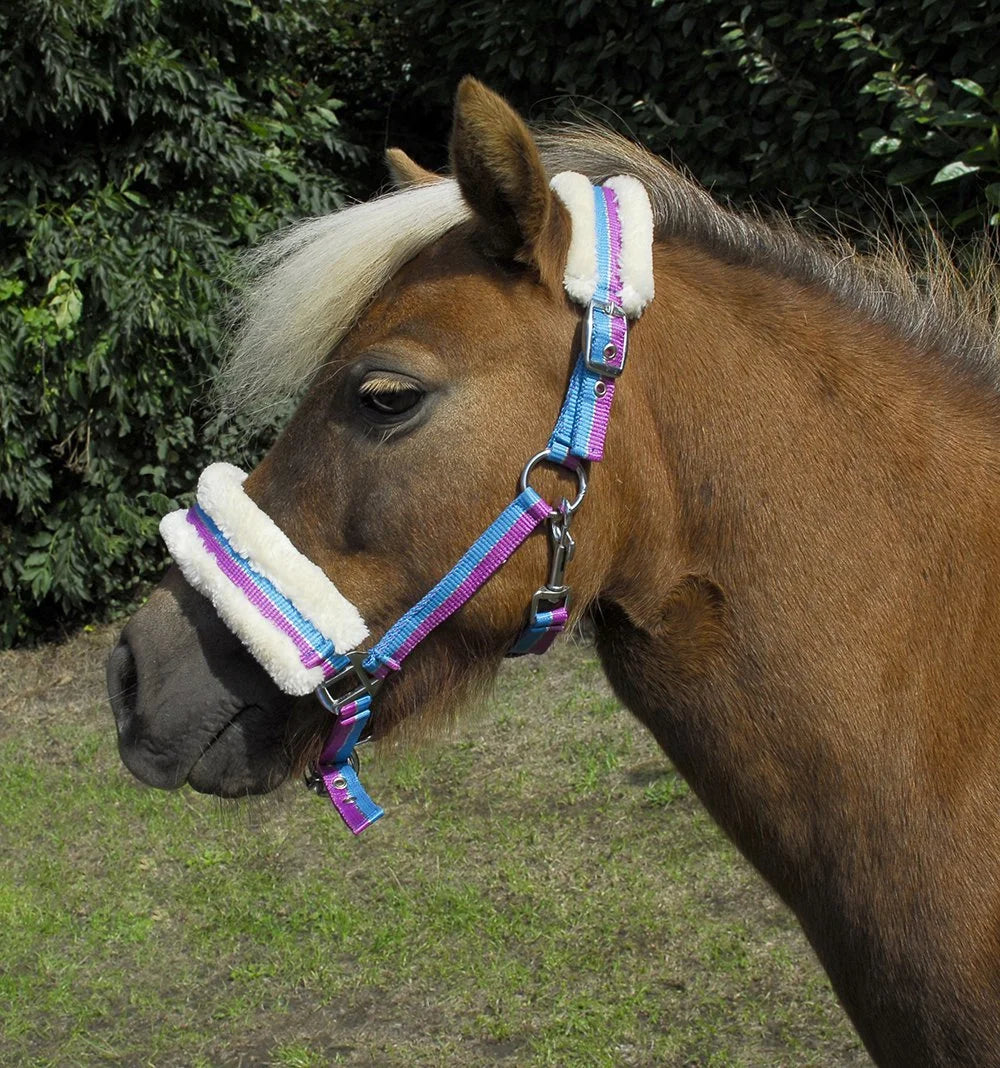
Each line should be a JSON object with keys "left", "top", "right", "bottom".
{"left": 366, "top": 629, "right": 501, "bottom": 742}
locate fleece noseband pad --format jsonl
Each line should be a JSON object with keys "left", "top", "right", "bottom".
{"left": 159, "top": 463, "right": 368, "bottom": 696}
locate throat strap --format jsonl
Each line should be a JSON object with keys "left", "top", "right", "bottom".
{"left": 505, "top": 181, "right": 633, "bottom": 657}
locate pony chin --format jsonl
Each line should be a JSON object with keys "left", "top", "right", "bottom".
{"left": 363, "top": 636, "right": 502, "bottom": 753}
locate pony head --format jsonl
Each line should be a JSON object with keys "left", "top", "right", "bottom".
{"left": 107, "top": 79, "right": 666, "bottom": 798}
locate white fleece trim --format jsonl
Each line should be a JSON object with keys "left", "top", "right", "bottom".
{"left": 550, "top": 171, "right": 655, "bottom": 317}
{"left": 160, "top": 510, "right": 327, "bottom": 695}
{"left": 604, "top": 175, "right": 655, "bottom": 316}
{"left": 194, "top": 463, "right": 368, "bottom": 655}
{"left": 550, "top": 172, "right": 597, "bottom": 305}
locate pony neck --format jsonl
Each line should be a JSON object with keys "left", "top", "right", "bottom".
{"left": 593, "top": 239, "right": 1000, "bottom": 1063}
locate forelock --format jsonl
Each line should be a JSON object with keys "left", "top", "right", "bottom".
{"left": 220, "top": 180, "right": 471, "bottom": 415}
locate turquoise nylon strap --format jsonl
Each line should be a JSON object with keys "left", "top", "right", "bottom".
{"left": 546, "top": 185, "right": 626, "bottom": 464}
{"left": 360, "top": 488, "right": 553, "bottom": 676}
{"left": 313, "top": 489, "right": 553, "bottom": 833}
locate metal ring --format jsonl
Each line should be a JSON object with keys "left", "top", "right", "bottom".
{"left": 519, "top": 450, "right": 588, "bottom": 514}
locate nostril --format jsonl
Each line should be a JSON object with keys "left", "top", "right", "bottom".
{"left": 107, "top": 639, "right": 139, "bottom": 731}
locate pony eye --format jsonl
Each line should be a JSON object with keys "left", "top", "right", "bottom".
{"left": 357, "top": 377, "right": 425, "bottom": 420}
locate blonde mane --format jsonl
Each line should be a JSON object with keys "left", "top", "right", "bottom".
{"left": 222, "top": 180, "right": 470, "bottom": 412}
{"left": 222, "top": 125, "right": 1000, "bottom": 413}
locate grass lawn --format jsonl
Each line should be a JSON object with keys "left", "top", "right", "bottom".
{"left": 0, "top": 624, "right": 869, "bottom": 1066}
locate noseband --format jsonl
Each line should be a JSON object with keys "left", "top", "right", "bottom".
{"left": 160, "top": 173, "right": 654, "bottom": 833}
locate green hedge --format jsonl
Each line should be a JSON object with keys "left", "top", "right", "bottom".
{"left": 387, "top": 0, "right": 1000, "bottom": 236}
{"left": 3, "top": 0, "right": 998, "bottom": 645}
{"left": 0, "top": 0, "right": 367, "bottom": 644}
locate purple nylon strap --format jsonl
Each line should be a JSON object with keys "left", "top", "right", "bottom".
{"left": 507, "top": 603, "right": 569, "bottom": 655}
{"left": 546, "top": 185, "right": 627, "bottom": 465}
{"left": 312, "top": 488, "right": 554, "bottom": 833}
{"left": 320, "top": 762, "right": 382, "bottom": 835}
{"left": 186, "top": 505, "right": 343, "bottom": 682}
{"left": 316, "top": 695, "right": 382, "bottom": 834}
{"left": 360, "top": 488, "right": 555, "bottom": 678}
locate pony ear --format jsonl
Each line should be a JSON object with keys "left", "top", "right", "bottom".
{"left": 449, "top": 77, "right": 569, "bottom": 289}
{"left": 385, "top": 147, "right": 440, "bottom": 189}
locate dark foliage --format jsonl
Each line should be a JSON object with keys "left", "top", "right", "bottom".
{"left": 0, "top": 0, "right": 365, "bottom": 644}
{"left": 3, "top": 0, "right": 998, "bottom": 645}
{"left": 386, "top": 0, "right": 1000, "bottom": 237}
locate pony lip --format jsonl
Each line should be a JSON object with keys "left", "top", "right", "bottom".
{"left": 183, "top": 696, "right": 311, "bottom": 798}
{"left": 108, "top": 592, "right": 296, "bottom": 798}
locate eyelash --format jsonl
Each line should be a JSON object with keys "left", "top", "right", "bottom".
{"left": 357, "top": 378, "right": 425, "bottom": 419}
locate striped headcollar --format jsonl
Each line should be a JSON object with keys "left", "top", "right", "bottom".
{"left": 160, "top": 174, "right": 654, "bottom": 833}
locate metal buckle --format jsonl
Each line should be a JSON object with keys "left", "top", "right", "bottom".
{"left": 315, "top": 651, "right": 383, "bottom": 716}
{"left": 530, "top": 585, "right": 572, "bottom": 618}
{"left": 583, "top": 299, "right": 628, "bottom": 377}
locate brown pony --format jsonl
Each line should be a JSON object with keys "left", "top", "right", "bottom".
{"left": 108, "top": 79, "right": 1000, "bottom": 1065}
